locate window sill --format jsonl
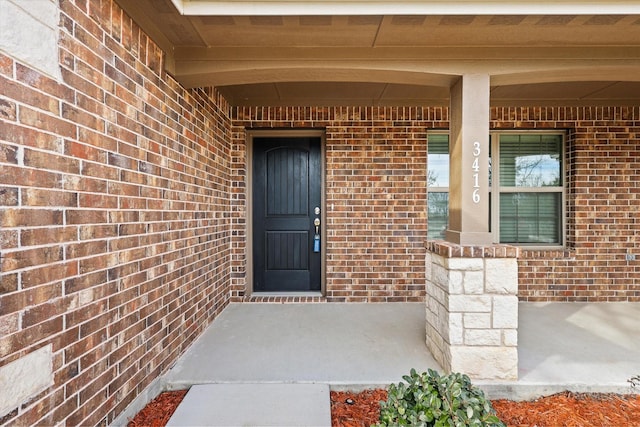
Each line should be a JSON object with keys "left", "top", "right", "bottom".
{"left": 519, "top": 247, "right": 576, "bottom": 260}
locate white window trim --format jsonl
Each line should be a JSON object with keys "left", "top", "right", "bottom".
{"left": 489, "top": 131, "right": 567, "bottom": 250}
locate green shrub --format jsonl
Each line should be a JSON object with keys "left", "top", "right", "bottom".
{"left": 375, "top": 368, "right": 505, "bottom": 427}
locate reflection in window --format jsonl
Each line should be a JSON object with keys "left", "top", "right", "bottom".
{"left": 428, "top": 192, "right": 449, "bottom": 239}
{"left": 499, "top": 134, "right": 562, "bottom": 187}
{"left": 427, "top": 134, "right": 449, "bottom": 239}
{"left": 427, "top": 134, "right": 449, "bottom": 188}
{"left": 498, "top": 134, "right": 564, "bottom": 245}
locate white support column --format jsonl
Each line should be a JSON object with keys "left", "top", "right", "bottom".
{"left": 446, "top": 74, "right": 491, "bottom": 246}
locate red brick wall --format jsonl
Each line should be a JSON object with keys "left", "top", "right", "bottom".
{"left": 1, "top": 1, "right": 638, "bottom": 425}
{"left": 492, "top": 107, "right": 640, "bottom": 301}
{"left": 231, "top": 107, "right": 444, "bottom": 302}
{"left": 0, "top": 1, "right": 232, "bottom": 425}
{"left": 232, "top": 106, "right": 640, "bottom": 303}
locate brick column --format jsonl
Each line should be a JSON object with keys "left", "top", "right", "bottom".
{"left": 425, "top": 241, "right": 519, "bottom": 381}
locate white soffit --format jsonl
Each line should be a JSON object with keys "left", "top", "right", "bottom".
{"left": 173, "top": 0, "right": 640, "bottom": 16}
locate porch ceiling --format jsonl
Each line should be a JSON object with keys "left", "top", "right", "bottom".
{"left": 115, "top": 0, "right": 640, "bottom": 106}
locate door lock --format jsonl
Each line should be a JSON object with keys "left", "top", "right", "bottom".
{"left": 313, "top": 218, "right": 321, "bottom": 253}
{"left": 314, "top": 206, "right": 321, "bottom": 215}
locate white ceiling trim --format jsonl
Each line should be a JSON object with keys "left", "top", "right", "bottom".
{"left": 176, "top": 1, "right": 640, "bottom": 16}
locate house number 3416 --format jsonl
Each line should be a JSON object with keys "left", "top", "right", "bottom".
{"left": 472, "top": 141, "right": 481, "bottom": 204}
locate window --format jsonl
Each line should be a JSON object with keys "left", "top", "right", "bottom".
{"left": 427, "top": 132, "right": 565, "bottom": 247}
{"left": 493, "top": 133, "right": 564, "bottom": 246}
{"left": 427, "top": 134, "right": 449, "bottom": 239}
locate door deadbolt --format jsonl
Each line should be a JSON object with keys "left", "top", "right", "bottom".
{"left": 314, "top": 206, "right": 321, "bottom": 215}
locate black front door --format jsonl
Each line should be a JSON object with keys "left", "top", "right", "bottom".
{"left": 252, "top": 136, "right": 322, "bottom": 292}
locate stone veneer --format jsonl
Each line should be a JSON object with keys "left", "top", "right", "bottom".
{"left": 425, "top": 240, "right": 520, "bottom": 380}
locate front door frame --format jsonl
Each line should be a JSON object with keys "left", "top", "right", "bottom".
{"left": 246, "top": 129, "right": 326, "bottom": 296}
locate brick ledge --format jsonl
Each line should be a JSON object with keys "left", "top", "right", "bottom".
{"left": 243, "top": 294, "right": 327, "bottom": 303}
{"left": 425, "top": 239, "right": 520, "bottom": 258}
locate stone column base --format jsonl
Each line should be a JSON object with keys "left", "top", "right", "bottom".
{"left": 425, "top": 240, "right": 520, "bottom": 381}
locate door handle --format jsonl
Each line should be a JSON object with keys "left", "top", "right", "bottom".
{"left": 313, "top": 218, "right": 321, "bottom": 252}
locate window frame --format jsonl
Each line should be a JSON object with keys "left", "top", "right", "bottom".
{"left": 427, "top": 132, "right": 451, "bottom": 240}
{"left": 489, "top": 131, "right": 566, "bottom": 249}
{"left": 426, "top": 131, "right": 567, "bottom": 248}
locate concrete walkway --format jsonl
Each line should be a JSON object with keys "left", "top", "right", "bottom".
{"left": 156, "top": 302, "right": 640, "bottom": 426}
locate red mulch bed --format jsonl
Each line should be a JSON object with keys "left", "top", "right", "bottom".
{"left": 331, "top": 389, "right": 389, "bottom": 427}
{"left": 129, "top": 388, "right": 640, "bottom": 427}
{"left": 492, "top": 392, "right": 640, "bottom": 427}
{"left": 128, "top": 390, "right": 187, "bottom": 427}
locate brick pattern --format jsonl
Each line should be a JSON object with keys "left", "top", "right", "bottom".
{"left": 243, "top": 295, "right": 327, "bottom": 303}
{"left": 491, "top": 107, "right": 640, "bottom": 302}
{"left": 0, "top": 1, "right": 639, "bottom": 425}
{"left": 231, "top": 107, "right": 444, "bottom": 302}
{"left": 426, "top": 240, "right": 521, "bottom": 259}
{"left": 232, "top": 106, "right": 640, "bottom": 303}
{"left": 0, "top": 1, "right": 232, "bottom": 425}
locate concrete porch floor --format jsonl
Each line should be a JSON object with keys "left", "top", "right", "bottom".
{"left": 122, "top": 302, "right": 640, "bottom": 426}
{"left": 164, "top": 302, "right": 438, "bottom": 389}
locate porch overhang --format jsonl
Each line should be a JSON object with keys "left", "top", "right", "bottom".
{"left": 169, "top": 0, "right": 640, "bottom": 16}
{"left": 114, "top": 0, "right": 640, "bottom": 106}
